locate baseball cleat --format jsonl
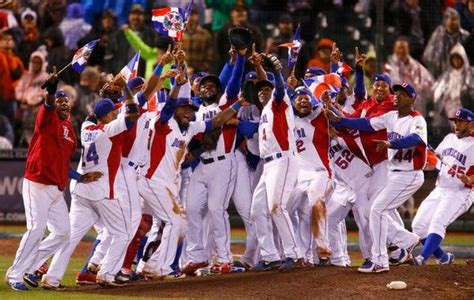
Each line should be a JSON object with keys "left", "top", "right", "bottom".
{"left": 210, "top": 262, "right": 232, "bottom": 274}
{"left": 360, "top": 259, "right": 372, "bottom": 269}
{"left": 114, "top": 271, "right": 131, "bottom": 284}
{"left": 9, "top": 282, "right": 29, "bottom": 291}
{"left": 437, "top": 252, "right": 455, "bottom": 265}
{"left": 181, "top": 261, "right": 209, "bottom": 276}
{"left": 253, "top": 260, "right": 282, "bottom": 271}
{"left": 41, "top": 280, "right": 66, "bottom": 290}
{"left": 34, "top": 262, "right": 48, "bottom": 281}
{"left": 279, "top": 258, "right": 297, "bottom": 272}
{"left": 389, "top": 249, "right": 406, "bottom": 266}
{"left": 23, "top": 273, "right": 38, "bottom": 288}
{"left": 76, "top": 271, "right": 97, "bottom": 285}
{"left": 163, "top": 271, "right": 186, "bottom": 280}
{"left": 87, "top": 262, "right": 99, "bottom": 274}
{"left": 96, "top": 278, "right": 127, "bottom": 287}
{"left": 232, "top": 260, "right": 251, "bottom": 270}
{"left": 411, "top": 255, "right": 426, "bottom": 266}
{"left": 357, "top": 260, "right": 389, "bottom": 273}
{"left": 317, "top": 257, "right": 331, "bottom": 267}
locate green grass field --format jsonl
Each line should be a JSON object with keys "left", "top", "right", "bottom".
{"left": 0, "top": 226, "right": 472, "bottom": 299}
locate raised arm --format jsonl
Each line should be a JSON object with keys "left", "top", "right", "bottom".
{"left": 225, "top": 50, "right": 246, "bottom": 99}
{"left": 140, "top": 45, "right": 174, "bottom": 101}
{"left": 329, "top": 42, "right": 341, "bottom": 74}
{"left": 219, "top": 47, "right": 237, "bottom": 88}
{"left": 353, "top": 47, "right": 367, "bottom": 100}
{"left": 122, "top": 25, "right": 158, "bottom": 61}
{"left": 159, "top": 68, "right": 187, "bottom": 124}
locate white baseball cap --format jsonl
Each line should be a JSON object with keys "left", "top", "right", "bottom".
{"left": 21, "top": 7, "right": 37, "bottom": 22}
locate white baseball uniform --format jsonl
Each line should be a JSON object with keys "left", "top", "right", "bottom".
{"left": 185, "top": 93, "right": 237, "bottom": 264}
{"left": 231, "top": 104, "right": 262, "bottom": 266}
{"left": 366, "top": 110, "right": 427, "bottom": 267}
{"left": 289, "top": 106, "right": 332, "bottom": 262}
{"left": 327, "top": 136, "right": 373, "bottom": 263}
{"left": 140, "top": 115, "right": 208, "bottom": 276}
{"left": 43, "top": 114, "right": 133, "bottom": 285}
{"left": 412, "top": 133, "right": 474, "bottom": 239}
{"left": 251, "top": 92, "right": 302, "bottom": 261}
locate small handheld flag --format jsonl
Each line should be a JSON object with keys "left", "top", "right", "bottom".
{"left": 120, "top": 52, "right": 140, "bottom": 81}
{"left": 71, "top": 39, "right": 99, "bottom": 73}
{"left": 152, "top": 8, "right": 185, "bottom": 41}
{"left": 336, "top": 61, "right": 353, "bottom": 76}
{"left": 278, "top": 24, "right": 302, "bottom": 68}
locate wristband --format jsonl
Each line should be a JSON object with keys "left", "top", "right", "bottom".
{"left": 230, "top": 101, "right": 242, "bottom": 113}
{"left": 68, "top": 169, "right": 82, "bottom": 181}
{"left": 153, "top": 64, "right": 163, "bottom": 76}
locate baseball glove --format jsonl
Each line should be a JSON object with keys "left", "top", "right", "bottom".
{"left": 263, "top": 53, "right": 283, "bottom": 72}
{"left": 228, "top": 27, "right": 252, "bottom": 50}
{"left": 201, "top": 127, "right": 222, "bottom": 151}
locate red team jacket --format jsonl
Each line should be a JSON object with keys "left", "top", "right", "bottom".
{"left": 24, "top": 105, "right": 77, "bottom": 191}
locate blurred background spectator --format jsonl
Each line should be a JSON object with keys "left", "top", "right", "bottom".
{"left": 422, "top": 7, "right": 470, "bottom": 79}
{"left": 0, "top": 0, "right": 470, "bottom": 154}
{"left": 14, "top": 50, "right": 48, "bottom": 146}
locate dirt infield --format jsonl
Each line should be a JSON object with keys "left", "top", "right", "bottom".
{"left": 68, "top": 265, "right": 474, "bottom": 299}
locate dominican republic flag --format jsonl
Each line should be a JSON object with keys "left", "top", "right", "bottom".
{"left": 304, "top": 73, "right": 342, "bottom": 100}
{"left": 120, "top": 52, "right": 140, "bottom": 81}
{"left": 278, "top": 24, "right": 302, "bottom": 68}
{"left": 152, "top": 7, "right": 185, "bottom": 41}
{"left": 184, "top": 0, "right": 193, "bottom": 25}
{"left": 71, "top": 39, "right": 99, "bottom": 73}
{"left": 336, "top": 61, "right": 353, "bottom": 76}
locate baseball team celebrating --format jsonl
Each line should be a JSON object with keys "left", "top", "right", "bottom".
{"left": 4, "top": 28, "right": 474, "bottom": 292}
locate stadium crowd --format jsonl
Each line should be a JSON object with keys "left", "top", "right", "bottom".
{"left": 0, "top": 0, "right": 473, "bottom": 149}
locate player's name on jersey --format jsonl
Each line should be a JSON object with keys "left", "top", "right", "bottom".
{"left": 0, "top": 149, "right": 82, "bottom": 161}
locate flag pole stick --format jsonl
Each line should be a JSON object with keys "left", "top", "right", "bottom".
{"left": 56, "top": 62, "right": 72, "bottom": 76}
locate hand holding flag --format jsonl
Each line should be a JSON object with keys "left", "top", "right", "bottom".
{"left": 278, "top": 24, "right": 302, "bottom": 68}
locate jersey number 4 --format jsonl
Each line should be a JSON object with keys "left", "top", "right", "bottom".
{"left": 85, "top": 143, "right": 99, "bottom": 165}
{"left": 335, "top": 149, "right": 355, "bottom": 169}
{"left": 393, "top": 149, "right": 413, "bottom": 162}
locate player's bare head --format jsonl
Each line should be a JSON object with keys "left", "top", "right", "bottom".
{"left": 175, "top": 98, "right": 198, "bottom": 127}
{"left": 94, "top": 98, "right": 118, "bottom": 124}
{"left": 393, "top": 83, "right": 416, "bottom": 110}
{"left": 199, "top": 75, "right": 220, "bottom": 104}
{"left": 372, "top": 74, "right": 391, "bottom": 102}
{"left": 54, "top": 90, "right": 71, "bottom": 120}
{"left": 256, "top": 80, "right": 274, "bottom": 105}
{"left": 449, "top": 108, "right": 474, "bottom": 138}
{"left": 99, "top": 81, "right": 123, "bottom": 103}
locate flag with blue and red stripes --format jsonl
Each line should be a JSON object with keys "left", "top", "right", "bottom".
{"left": 71, "top": 39, "right": 99, "bottom": 73}
{"left": 152, "top": 7, "right": 185, "bottom": 41}
{"left": 120, "top": 52, "right": 140, "bottom": 81}
{"left": 278, "top": 24, "right": 302, "bottom": 68}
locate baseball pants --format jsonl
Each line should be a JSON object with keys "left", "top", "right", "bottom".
{"left": 327, "top": 179, "right": 372, "bottom": 263}
{"left": 251, "top": 154, "right": 303, "bottom": 261}
{"left": 370, "top": 170, "right": 423, "bottom": 267}
{"left": 231, "top": 151, "right": 258, "bottom": 266}
{"left": 43, "top": 194, "right": 132, "bottom": 285}
{"left": 185, "top": 155, "right": 236, "bottom": 264}
{"left": 412, "top": 187, "right": 474, "bottom": 239}
{"left": 139, "top": 178, "right": 185, "bottom": 276}
{"left": 7, "top": 179, "right": 70, "bottom": 283}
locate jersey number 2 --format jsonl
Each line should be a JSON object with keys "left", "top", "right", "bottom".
{"left": 86, "top": 143, "right": 99, "bottom": 165}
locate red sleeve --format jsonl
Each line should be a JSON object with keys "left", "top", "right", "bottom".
{"left": 36, "top": 105, "right": 56, "bottom": 130}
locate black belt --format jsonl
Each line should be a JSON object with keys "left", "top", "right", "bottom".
{"left": 200, "top": 155, "right": 226, "bottom": 165}
{"left": 263, "top": 152, "right": 282, "bottom": 163}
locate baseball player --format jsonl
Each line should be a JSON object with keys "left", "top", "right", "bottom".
{"left": 5, "top": 71, "right": 101, "bottom": 291}
{"left": 250, "top": 54, "right": 303, "bottom": 271}
{"left": 329, "top": 82, "right": 426, "bottom": 273}
{"left": 41, "top": 87, "right": 139, "bottom": 288}
{"left": 411, "top": 108, "right": 474, "bottom": 265}
{"left": 182, "top": 49, "right": 246, "bottom": 275}
{"left": 289, "top": 86, "right": 333, "bottom": 265}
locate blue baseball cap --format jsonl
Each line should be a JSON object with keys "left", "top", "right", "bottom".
{"left": 245, "top": 71, "right": 257, "bottom": 81}
{"left": 449, "top": 108, "right": 474, "bottom": 122}
{"left": 55, "top": 90, "right": 69, "bottom": 98}
{"left": 372, "top": 73, "right": 391, "bottom": 86}
{"left": 94, "top": 98, "right": 116, "bottom": 118}
{"left": 393, "top": 82, "right": 417, "bottom": 99}
{"left": 176, "top": 97, "right": 199, "bottom": 111}
{"left": 305, "top": 67, "right": 326, "bottom": 76}
{"left": 127, "top": 77, "right": 145, "bottom": 90}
